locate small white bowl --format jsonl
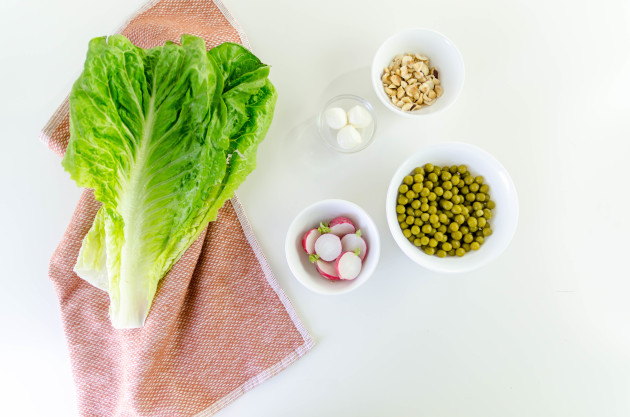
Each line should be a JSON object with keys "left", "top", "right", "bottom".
{"left": 285, "top": 199, "right": 381, "bottom": 294}
{"left": 372, "top": 28, "right": 465, "bottom": 117}
{"left": 318, "top": 95, "right": 377, "bottom": 153}
{"left": 386, "top": 142, "right": 518, "bottom": 273}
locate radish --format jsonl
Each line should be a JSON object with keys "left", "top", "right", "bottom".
{"left": 340, "top": 230, "right": 368, "bottom": 260}
{"left": 328, "top": 216, "right": 356, "bottom": 237}
{"left": 302, "top": 228, "right": 321, "bottom": 254}
{"left": 335, "top": 251, "right": 362, "bottom": 280}
{"left": 314, "top": 233, "right": 342, "bottom": 262}
{"left": 315, "top": 260, "right": 340, "bottom": 280}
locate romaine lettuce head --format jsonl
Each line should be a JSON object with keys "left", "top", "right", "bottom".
{"left": 64, "top": 35, "right": 276, "bottom": 329}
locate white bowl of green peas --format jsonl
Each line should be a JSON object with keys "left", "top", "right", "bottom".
{"left": 386, "top": 142, "right": 518, "bottom": 273}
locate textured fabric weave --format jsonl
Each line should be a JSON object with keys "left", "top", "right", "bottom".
{"left": 42, "top": 1, "right": 313, "bottom": 416}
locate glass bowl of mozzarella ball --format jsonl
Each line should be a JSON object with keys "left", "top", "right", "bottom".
{"left": 318, "top": 94, "right": 377, "bottom": 153}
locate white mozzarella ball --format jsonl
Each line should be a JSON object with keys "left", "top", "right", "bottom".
{"left": 336, "top": 125, "right": 362, "bottom": 150}
{"left": 324, "top": 107, "right": 348, "bottom": 130}
{"left": 347, "top": 105, "right": 372, "bottom": 128}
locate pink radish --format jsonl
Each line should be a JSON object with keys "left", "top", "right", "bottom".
{"left": 335, "top": 251, "right": 362, "bottom": 280}
{"left": 314, "top": 233, "right": 342, "bottom": 262}
{"left": 341, "top": 230, "right": 368, "bottom": 260}
{"left": 315, "top": 260, "right": 340, "bottom": 280}
{"left": 302, "top": 228, "right": 321, "bottom": 254}
{"left": 328, "top": 216, "right": 356, "bottom": 237}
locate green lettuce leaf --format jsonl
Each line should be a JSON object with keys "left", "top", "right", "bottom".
{"left": 64, "top": 35, "right": 276, "bottom": 328}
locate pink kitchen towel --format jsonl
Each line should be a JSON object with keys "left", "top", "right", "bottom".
{"left": 41, "top": 1, "right": 314, "bottom": 416}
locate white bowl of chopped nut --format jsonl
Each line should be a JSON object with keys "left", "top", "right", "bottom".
{"left": 372, "top": 28, "right": 465, "bottom": 117}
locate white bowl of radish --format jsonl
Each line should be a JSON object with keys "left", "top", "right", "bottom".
{"left": 285, "top": 199, "right": 380, "bottom": 295}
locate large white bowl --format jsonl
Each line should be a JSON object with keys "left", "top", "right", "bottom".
{"left": 386, "top": 142, "right": 518, "bottom": 273}
{"left": 285, "top": 199, "right": 381, "bottom": 295}
{"left": 372, "top": 28, "right": 465, "bottom": 117}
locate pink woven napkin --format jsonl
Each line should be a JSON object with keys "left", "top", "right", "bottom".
{"left": 42, "top": 1, "right": 314, "bottom": 416}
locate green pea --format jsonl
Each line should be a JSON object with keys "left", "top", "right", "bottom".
{"left": 451, "top": 230, "right": 463, "bottom": 240}
{"left": 465, "top": 193, "right": 476, "bottom": 202}
{"left": 414, "top": 209, "right": 423, "bottom": 217}
{"left": 420, "top": 203, "right": 429, "bottom": 212}
{"left": 406, "top": 215, "right": 415, "bottom": 225}
{"left": 400, "top": 222, "right": 409, "bottom": 229}
{"left": 428, "top": 239, "right": 438, "bottom": 248}
{"left": 414, "top": 167, "right": 425, "bottom": 175}
{"left": 411, "top": 225, "right": 420, "bottom": 235}
{"left": 463, "top": 243, "right": 471, "bottom": 252}
{"left": 413, "top": 173, "right": 424, "bottom": 183}
{"left": 424, "top": 163, "right": 434, "bottom": 172}
{"left": 428, "top": 172, "right": 438, "bottom": 182}
{"left": 434, "top": 187, "right": 444, "bottom": 196}
{"left": 421, "top": 213, "right": 430, "bottom": 221}
{"left": 406, "top": 207, "right": 414, "bottom": 216}
{"left": 475, "top": 176, "right": 484, "bottom": 184}
{"left": 451, "top": 175, "right": 460, "bottom": 186}
{"left": 470, "top": 241, "right": 481, "bottom": 250}
{"left": 475, "top": 236, "right": 484, "bottom": 244}
{"left": 429, "top": 214, "right": 439, "bottom": 224}
{"left": 397, "top": 213, "right": 406, "bottom": 222}
{"left": 483, "top": 208, "right": 493, "bottom": 219}
{"left": 464, "top": 175, "right": 474, "bottom": 185}
{"left": 428, "top": 192, "right": 437, "bottom": 201}
{"left": 414, "top": 218, "right": 423, "bottom": 226}
{"left": 398, "top": 184, "right": 409, "bottom": 194}
{"left": 422, "top": 224, "right": 432, "bottom": 234}
{"left": 424, "top": 180, "right": 433, "bottom": 189}
{"left": 459, "top": 226, "right": 469, "bottom": 235}
{"left": 424, "top": 247, "right": 435, "bottom": 255}
{"left": 461, "top": 186, "right": 469, "bottom": 195}
{"left": 414, "top": 238, "right": 422, "bottom": 246}
{"left": 463, "top": 233, "right": 474, "bottom": 243}
{"left": 420, "top": 187, "right": 430, "bottom": 197}
{"left": 396, "top": 205, "right": 405, "bottom": 214}
{"left": 405, "top": 190, "right": 415, "bottom": 199}
{"left": 482, "top": 227, "right": 493, "bottom": 236}
{"left": 398, "top": 195, "right": 408, "bottom": 205}
{"left": 441, "top": 171, "right": 452, "bottom": 181}
{"left": 467, "top": 217, "right": 478, "bottom": 228}
{"left": 411, "top": 199, "right": 421, "bottom": 209}
{"left": 412, "top": 183, "right": 423, "bottom": 193}
{"left": 469, "top": 183, "right": 480, "bottom": 192}
{"left": 434, "top": 232, "right": 445, "bottom": 242}
{"left": 442, "top": 242, "right": 452, "bottom": 251}
{"left": 438, "top": 225, "right": 447, "bottom": 233}
{"left": 452, "top": 205, "right": 462, "bottom": 214}
{"left": 439, "top": 213, "right": 449, "bottom": 223}
{"left": 451, "top": 240, "right": 461, "bottom": 249}
{"left": 403, "top": 175, "right": 413, "bottom": 185}
{"left": 486, "top": 200, "right": 496, "bottom": 209}
{"left": 436, "top": 250, "right": 447, "bottom": 258}
{"left": 403, "top": 229, "right": 412, "bottom": 238}
{"left": 420, "top": 236, "right": 430, "bottom": 245}
{"left": 458, "top": 165, "right": 468, "bottom": 175}
{"left": 477, "top": 217, "right": 487, "bottom": 228}
{"left": 442, "top": 200, "right": 453, "bottom": 210}
{"left": 472, "top": 202, "right": 482, "bottom": 211}
{"left": 455, "top": 214, "right": 465, "bottom": 224}
{"left": 456, "top": 248, "right": 466, "bottom": 257}
{"left": 449, "top": 223, "right": 459, "bottom": 232}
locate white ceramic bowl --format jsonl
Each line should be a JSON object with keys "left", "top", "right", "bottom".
{"left": 285, "top": 199, "right": 381, "bottom": 294}
{"left": 386, "top": 142, "right": 518, "bottom": 273}
{"left": 318, "top": 94, "right": 377, "bottom": 153}
{"left": 372, "top": 28, "right": 465, "bottom": 117}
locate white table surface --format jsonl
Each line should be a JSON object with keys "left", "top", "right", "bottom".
{"left": 2, "top": 0, "right": 630, "bottom": 415}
